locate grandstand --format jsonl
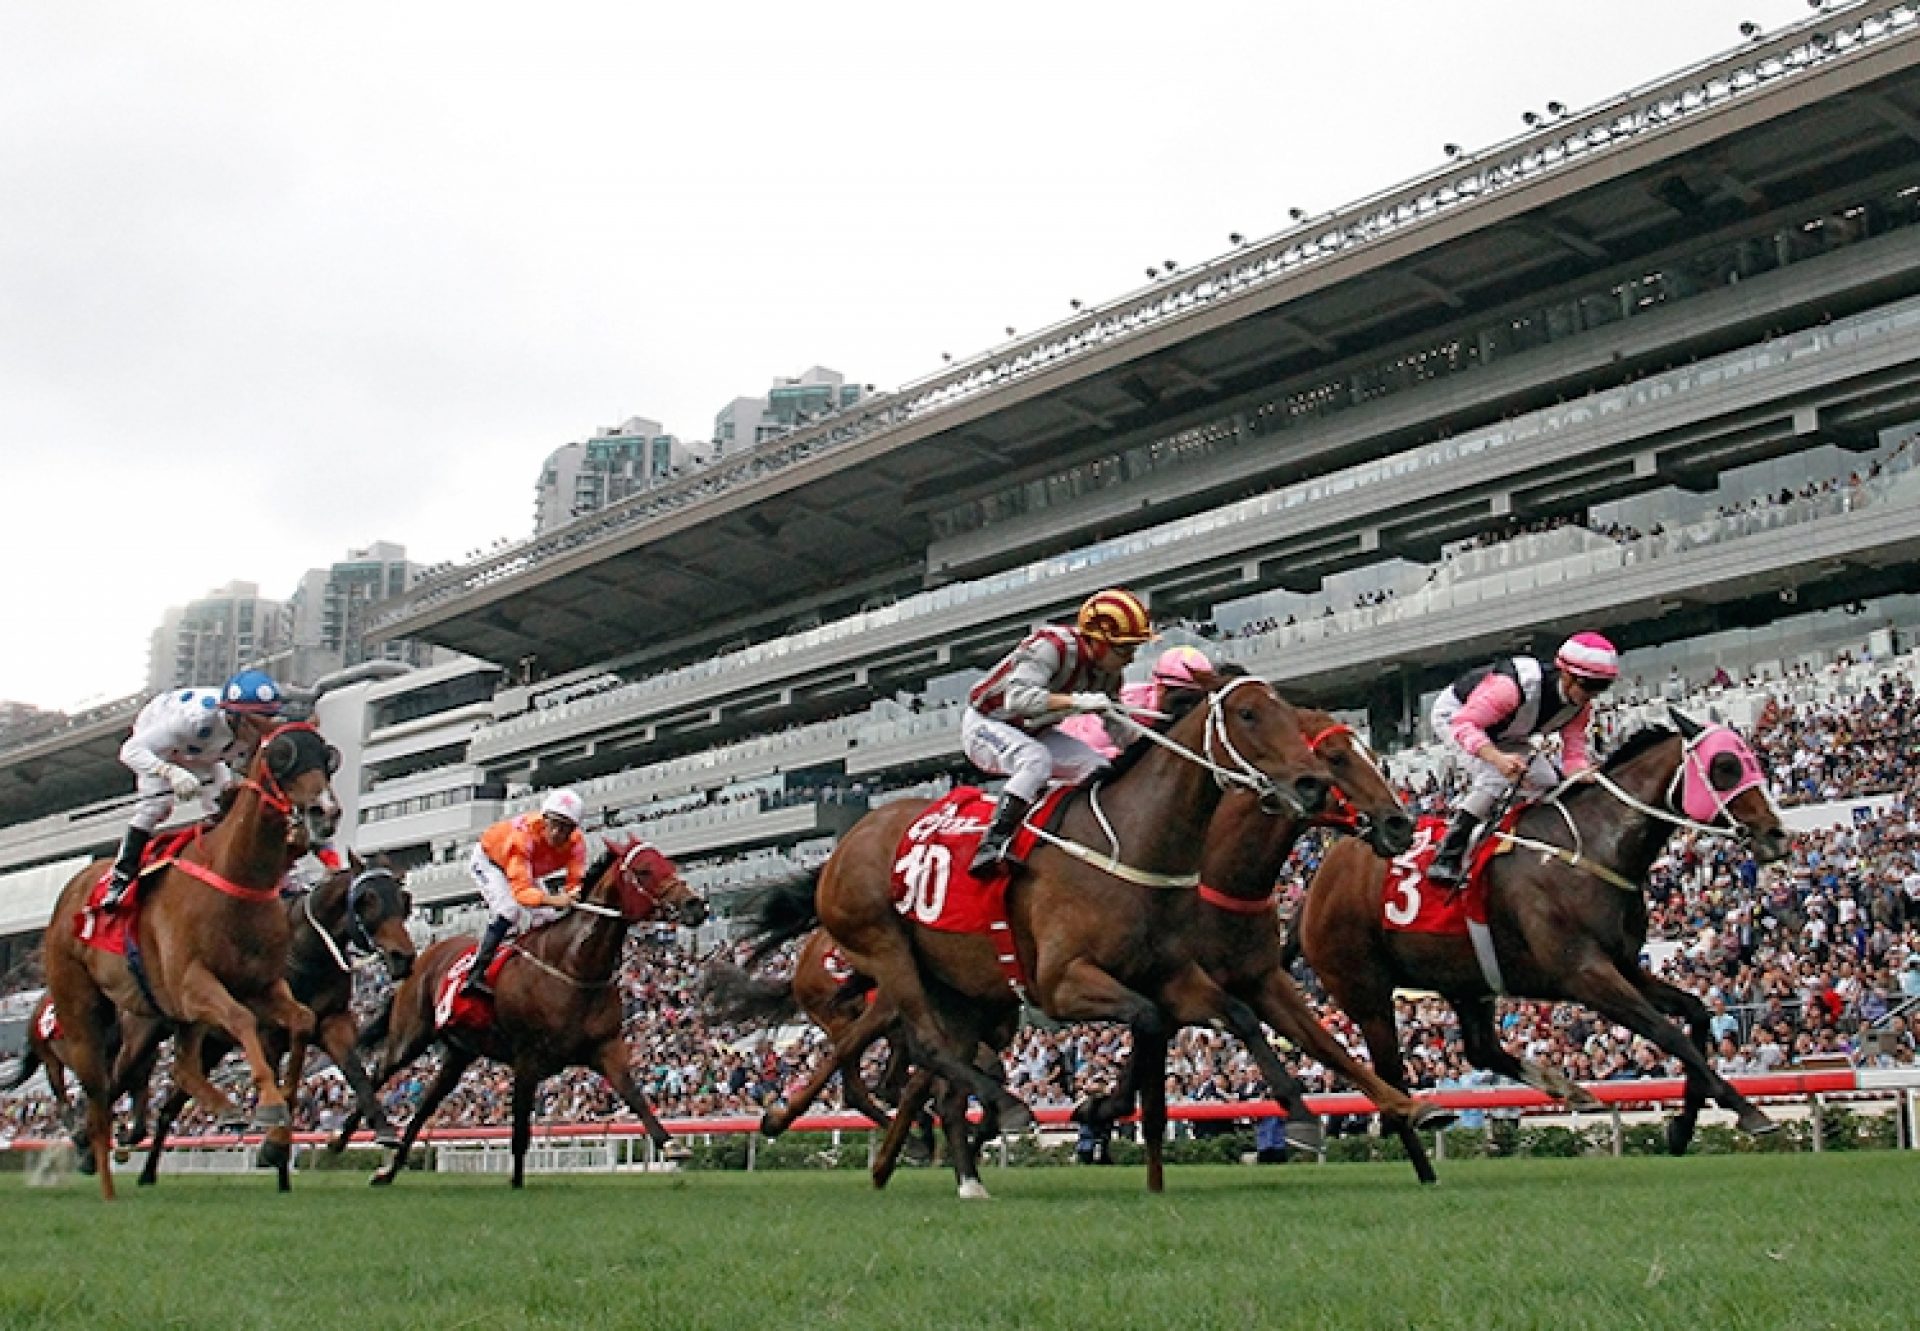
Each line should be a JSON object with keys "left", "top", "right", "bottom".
{"left": 6, "top": 5, "right": 1920, "bottom": 1135}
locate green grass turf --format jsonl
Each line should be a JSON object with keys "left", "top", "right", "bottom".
{"left": 1, "top": 1154, "right": 1916, "bottom": 1330}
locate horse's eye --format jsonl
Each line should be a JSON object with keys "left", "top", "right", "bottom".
{"left": 1236, "top": 706, "right": 1256, "bottom": 723}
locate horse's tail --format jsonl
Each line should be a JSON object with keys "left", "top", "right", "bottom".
{"left": 0, "top": 1048, "right": 41, "bottom": 1094}
{"left": 701, "top": 962, "right": 800, "bottom": 1027}
{"left": 736, "top": 868, "right": 825, "bottom": 971}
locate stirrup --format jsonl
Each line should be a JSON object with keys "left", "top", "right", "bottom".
{"left": 101, "top": 878, "right": 133, "bottom": 912}
{"left": 461, "top": 976, "right": 492, "bottom": 998}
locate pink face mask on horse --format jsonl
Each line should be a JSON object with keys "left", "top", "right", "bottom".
{"left": 1675, "top": 725, "right": 1770, "bottom": 825}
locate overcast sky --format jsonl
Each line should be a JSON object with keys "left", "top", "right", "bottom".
{"left": 0, "top": 0, "right": 1821, "bottom": 712}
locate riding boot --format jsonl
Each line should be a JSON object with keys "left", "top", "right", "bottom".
{"left": 463, "top": 916, "right": 513, "bottom": 996}
{"left": 968, "top": 792, "right": 1034, "bottom": 877}
{"left": 101, "top": 826, "right": 153, "bottom": 912}
{"left": 1426, "top": 810, "right": 1482, "bottom": 890}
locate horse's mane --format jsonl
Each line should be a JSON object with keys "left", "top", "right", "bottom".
{"left": 1600, "top": 724, "right": 1677, "bottom": 773}
{"left": 582, "top": 845, "right": 618, "bottom": 890}
{"left": 1091, "top": 662, "right": 1249, "bottom": 789}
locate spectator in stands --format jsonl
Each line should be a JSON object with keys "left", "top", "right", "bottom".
{"left": 960, "top": 588, "right": 1154, "bottom": 874}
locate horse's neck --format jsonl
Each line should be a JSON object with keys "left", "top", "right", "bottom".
{"left": 1082, "top": 721, "right": 1221, "bottom": 874}
{"left": 523, "top": 908, "right": 627, "bottom": 983}
{"left": 291, "top": 879, "right": 349, "bottom": 960}
{"left": 1554, "top": 745, "right": 1682, "bottom": 879}
{"left": 198, "top": 789, "right": 293, "bottom": 888}
{"left": 1200, "top": 792, "right": 1300, "bottom": 899}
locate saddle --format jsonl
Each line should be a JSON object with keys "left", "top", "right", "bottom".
{"left": 434, "top": 942, "right": 519, "bottom": 1033}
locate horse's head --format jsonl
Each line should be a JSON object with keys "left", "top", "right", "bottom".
{"left": 597, "top": 837, "right": 709, "bottom": 927}
{"left": 1301, "top": 714, "right": 1413, "bottom": 858}
{"left": 1166, "top": 667, "right": 1330, "bottom": 817}
{"left": 255, "top": 723, "right": 342, "bottom": 846}
{"left": 1668, "top": 708, "right": 1791, "bottom": 863}
{"left": 347, "top": 865, "right": 416, "bottom": 980}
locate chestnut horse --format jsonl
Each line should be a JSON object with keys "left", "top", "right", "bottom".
{"left": 734, "top": 670, "right": 1361, "bottom": 1197}
{"left": 133, "top": 862, "right": 417, "bottom": 1185}
{"left": 1296, "top": 711, "right": 1792, "bottom": 1184}
{"left": 347, "top": 838, "right": 706, "bottom": 1188}
{"left": 42, "top": 722, "right": 341, "bottom": 1198}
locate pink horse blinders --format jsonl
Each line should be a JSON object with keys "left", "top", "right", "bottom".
{"left": 1676, "top": 725, "right": 1769, "bottom": 825}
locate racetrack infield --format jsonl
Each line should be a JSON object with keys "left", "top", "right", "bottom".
{"left": 1, "top": 1153, "right": 1914, "bottom": 1330}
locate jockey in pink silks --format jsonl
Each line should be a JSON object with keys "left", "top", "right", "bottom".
{"left": 1425, "top": 631, "right": 1620, "bottom": 888}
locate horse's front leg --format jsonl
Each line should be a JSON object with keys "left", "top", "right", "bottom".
{"left": 1568, "top": 958, "right": 1775, "bottom": 1136}
{"left": 872, "top": 1067, "right": 937, "bottom": 1191}
{"left": 315, "top": 1012, "right": 399, "bottom": 1149}
{"left": 1629, "top": 967, "right": 1718, "bottom": 1154}
{"left": 1037, "top": 958, "right": 1169, "bottom": 1153}
{"left": 510, "top": 1062, "right": 539, "bottom": 1190}
{"left": 168, "top": 1021, "right": 241, "bottom": 1128}
{"left": 372, "top": 1044, "right": 476, "bottom": 1186}
{"left": 593, "top": 1040, "right": 672, "bottom": 1149}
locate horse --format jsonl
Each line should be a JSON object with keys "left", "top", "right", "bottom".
{"left": 41, "top": 722, "right": 342, "bottom": 1198}
{"left": 736, "top": 707, "right": 1449, "bottom": 1193}
{"left": 733, "top": 669, "right": 1366, "bottom": 1197}
{"left": 346, "top": 837, "right": 706, "bottom": 1188}
{"left": 132, "top": 861, "right": 417, "bottom": 1186}
{"left": 1295, "top": 709, "right": 1792, "bottom": 1184}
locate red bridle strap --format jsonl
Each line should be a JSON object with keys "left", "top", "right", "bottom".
{"left": 237, "top": 721, "right": 324, "bottom": 820}
{"left": 1197, "top": 882, "right": 1276, "bottom": 914}
{"left": 164, "top": 855, "right": 284, "bottom": 905}
{"left": 1303, "top": 723, "right": 1364, "bottom": 832}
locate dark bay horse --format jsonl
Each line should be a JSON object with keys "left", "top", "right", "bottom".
{"left": 736, "top": 670, "right": 1354, "bottom": 1197}
{"left": 349, "top": 838, "right": 706, "bottom": 1188}
{"left": 1297, "top": 711, "right": 1792, "bottom": 1184}
{"left": 133, "top": 862, "right": 416, "bottom": 1185}
{"left": 42, "top": 723, "right": 341, "bottom": 1198}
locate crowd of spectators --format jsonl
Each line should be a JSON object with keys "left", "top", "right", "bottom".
{"left": 5, "top": 652, "right": 1919, "bottom": 1147}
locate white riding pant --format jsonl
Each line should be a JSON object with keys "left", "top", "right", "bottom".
{"left": 468, "top": 845, "right": 563, "bottom": 933}
{"left": 961, "top": 709, "right": 1108, "bottom": 803}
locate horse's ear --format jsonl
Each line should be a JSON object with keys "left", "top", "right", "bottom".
{"left": 266, "top": 734, "right": 301, "bottom": 778}
{"left": 1667, "top": 706, "right": 1704, "bottom": 741}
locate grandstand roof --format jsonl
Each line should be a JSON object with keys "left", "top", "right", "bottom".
{"left": 372, "top": 12, "right": 1920, "bottom": 678}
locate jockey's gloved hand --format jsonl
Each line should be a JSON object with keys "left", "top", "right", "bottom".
{"left": 1069, "top": 692, "right": 1117, "bottom": 715}
{"left": 157, "top": 763, "right": 201, "bottom": 802}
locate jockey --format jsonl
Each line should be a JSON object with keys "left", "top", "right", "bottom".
{"left": 1057, "top": 644, "right": 1215, "bottom": 761}
{"left": 961, "top": 587, "right": 1156, "bottom": 874}
{"left": 462, "top": 788, "right": 587, "bottom": 996}
{"left": 1425, "top": 632, "right": 1619, "bottom": 888}
{"left": 103, "top": 668, "right": 285, "bottom": 911}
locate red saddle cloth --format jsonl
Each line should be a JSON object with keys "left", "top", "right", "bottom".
{"left": 33, "top": 994, "right": 61, "bottom": 1045}
{"left": 72, "top": 826, "right": 205, "bottom": 956}
{"left": 889, "top": 786, "right": 1070, "bottom": 994}
{"left": 432, "top": 943, "right": 518, "bottom": 1033}
{"left": 1377, "top": 812, "right": 1515, "bottom": 936}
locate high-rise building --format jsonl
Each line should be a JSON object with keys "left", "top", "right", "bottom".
{"left": 146, "top": 581, "right": 291, "bottom": 693}
{"left": 533, "top": 417, "right": 704, "bottom": 534}
{"left": 713, "top": 368, "right": 864, "bottom": 458}
{"left": 289, "top": 542, "right": 438, "bottom": 682}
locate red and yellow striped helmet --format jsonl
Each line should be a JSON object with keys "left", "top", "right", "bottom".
{"left": 1076, "top": 588, "right": 1155, "bottom": 645}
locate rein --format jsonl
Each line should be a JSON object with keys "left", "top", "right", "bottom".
{"left": 1104, "top": 676, "right": 1290, "bottom": 807}
{"left": 167, "top": 855, "right": 283, "bottom": 905}
{"left": 302, "top": 870, "right": 396, "bottom": 973}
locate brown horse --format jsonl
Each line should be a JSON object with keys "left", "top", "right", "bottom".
{"left": 132, "top": 862, "right": 417, "bottom": 1185}
{"left": 1296, "top": 711, "right": 1792, "bottom": 1184}
{"left": 740, "top": 708, "right": 1447, "bottom": 1192}
{"left": 349, "top": 837, "right": 706, "bottom": 1188}
{"left": 735, "top": 670, "right": 1357, "bottom": 1197}
{"left": 42, "top": 723, "right": 341, "bottom": 1198}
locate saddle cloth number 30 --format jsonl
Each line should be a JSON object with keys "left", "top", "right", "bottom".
{"left": 894, "top": 843, "right": 952, "bottom": 925}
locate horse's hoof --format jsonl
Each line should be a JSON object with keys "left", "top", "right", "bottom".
{"left": 757, "top": 1111, "right": 786, "bottom": 1139}
{"left": 1737, "top": 1108, "right": 1779, "bottom": 1136}
{"left": 1567, "top": 1086, "right": 1604, "bottom": 1112}
{"left": 957, "top": 1179, "right": 992, "bottom": 1201}
{"left": 76, "top": 1154, "right": 97, "bottom": 1177}
{"left": 998, "top": 1100, "right": 1034, "bottom": 1134}
{"left": 1285, "top": 1119, "right": 1327, "bottom": 1156}
{"left": 369, "top": 1170, "right": 395, "bottom": 1188}
{"left": 257, "top": 1139, "right": 290, "bottom": 1171}
{"left": 137, "top": 1174, "right": 157, "bottom": 1188}
{"left": 112, "top": 1148, "right": 130, "bottom": 1165}
{"left": 1412, "top": 1104, "right": 1459, "bottom": 1132}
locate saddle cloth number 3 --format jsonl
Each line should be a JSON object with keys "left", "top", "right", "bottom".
{"left": 1384, "top": 822, "right": 1439, "bottom": 927}
{"left": 894, "top": 843, "right": 952, "bottom": 925}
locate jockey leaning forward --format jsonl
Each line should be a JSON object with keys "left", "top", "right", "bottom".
{"left": 961, "top": 587, "right": 1157, "bottom": 875}
{"left": 462, "top": 788, "right": 587, "bottom": 996}
{"left": 103, "top": 669, "right": 287, "bottom": 912}
{"left": 1425, "top": 632, "right": 1619, "bottom": 888}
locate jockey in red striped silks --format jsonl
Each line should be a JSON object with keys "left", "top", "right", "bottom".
{"left": 960, "top": 588, "right": 1157, "bottom": 875}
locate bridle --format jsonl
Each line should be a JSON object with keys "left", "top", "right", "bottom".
{"left": 1107, "top": 676, "right": 1302, "bottom": 814}
{"left": 303, "top": 869, "right": 401, "bottom": 973}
